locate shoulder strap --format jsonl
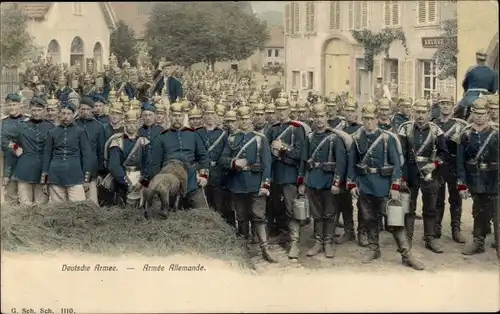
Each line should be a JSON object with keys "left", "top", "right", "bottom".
{"left": 471, "top": 128, "right": 498, "bottom": 163}
{"left": 309, "top": 133, "right": 334, "bottom": 162}
{"left": 360, "top": 132, "right": 385, "bottom": 164}
{"left": 104, "top": 132, "right": 124, "bottom": 163}
{"left": 383, "top": 130, "right": 405, "bottom": 166}
{"left": 235, "top": 136, "right": 258, "bottom": 159}
{"left": 207, "top": 130, "right": 227, "bottom": 153}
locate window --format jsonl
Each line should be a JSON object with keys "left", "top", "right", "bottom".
{"left": 307, "top": 71, "right": 314, "bottom": 90}
{"left": 421, "top": 60, "right": 436, "bottom": 99}
{"left": 267, "top": 62, "right": 273, "bottom": 66}
{"left": 305, "top": 2, "right": 316, "bottom": 33}
{"left": 285, "top": 2, "right": 300, "bottom": 35}
{"left": 292, "top": 71, "right": 300, "bottom": 90}
{"left": 268, "top": 49, "right": 272, "bottom": 57}
{"left": 329, "top": 1, "right": 341, "bottom": 30}
{"left": 73, "top": 3, "right": 82, "bottom": 15}
{"left": 384, "top": 1, "right": 400, "bottom": 27}
{"left": 348, "top": 1, "right": 368, "bottom": 30}
{"left": 417, "top": 1, "right": 437, "bottom": 25}
{"left": 275, "top": 49, "right": 279, "bottom": 57}
{"left": 384, "top": 59, "right": 399, "bottom": 84}
{"left": 301, "top": 72, "right": 307, "bottom": 89}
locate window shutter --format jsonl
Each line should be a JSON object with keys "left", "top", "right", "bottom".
{"left": 285, "top": 3, "right": 291, "bottom": 34}
{"left": 418, "top": 1, "right": 427, "bottom": 24}
{"left": 348, "top": 1, "right": 354, "bottom": 29}
{"left": 428, "top": 0, "right": 437, "bottom": 23}
{"left": 305, "top": 3, "right": 311, "bottom": 33}
{"left": 392, "top": 1, "right": 399, "bottom": 26}
{"left": 294, "top": 2, "right": 300, "bottom": 34}
{"left": 399, "top": 59, "right": 408, "bottom": 96}
{"left": 384, "top": 1, "right": 391, "bottom": 26}
{"left": 405, "top": 60, "right": 415, "bottom": 100}
{"left": 310, "top": 2, "right": 315, "bottom": 32}
{"left": 361, "top": 1, "right": 368, "bottom": 28}
{"left": 372, "top": 59, "right": 383, "bottom": 82}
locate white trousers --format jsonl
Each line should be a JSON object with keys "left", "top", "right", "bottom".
{"left": 17, "top": 181, "right": 48, "bottom": 206}
{"left": 49, "top": 184, "right": 86, "bottom": 203}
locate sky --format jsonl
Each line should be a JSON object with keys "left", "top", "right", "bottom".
{"left": 251, "top": 1, "right": 285, "bottom": 13}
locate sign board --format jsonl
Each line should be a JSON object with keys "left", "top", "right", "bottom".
{"left": 421, "top": 36, "right": 457, "bottom": 49}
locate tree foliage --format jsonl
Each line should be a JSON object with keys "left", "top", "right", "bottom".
{"left": 433, "top": 19, "right": 457, "bottom": 80}
{"left": 145, "top": 2, "right": 269, "bottom": 68}
{"left": 0, "top": 5, "right": 39, "bottom": 69}
{"left": 351, "top": 28, "right": 408, "bottom": 73}
{"left": 110, "top": 20, "right": 139, "bottom": 67}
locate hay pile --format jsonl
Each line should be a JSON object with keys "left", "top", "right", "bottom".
{"left": 1, "top": 201, "right": 251, "bottom": 268}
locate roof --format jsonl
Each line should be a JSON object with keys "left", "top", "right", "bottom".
{"left": 266, "top": 25, "right": 284, "bottom": 48}
{"left": 10, "top": 2, "right": 117, "bottom": 29}
{"left": 110, "top": 2, "right": 151, "bottom": 39}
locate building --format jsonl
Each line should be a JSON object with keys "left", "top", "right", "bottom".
{"left": 284, "top": 0, "right": 457, "bottom": 102}
{"left": 261, "top": 26, "right": 285, "bottom": 67}
{"left": 457, "top": 0, "right": 499, "bottom": 98}
{"left": 14, "top": 2, "right": 117, "bottom": 72}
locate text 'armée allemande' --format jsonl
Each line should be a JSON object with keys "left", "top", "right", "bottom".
{"left": 60, "top": 264, "right": 206, "bottom": 272}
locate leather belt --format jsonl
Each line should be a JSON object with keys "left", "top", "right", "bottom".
{"left": 415, "top": 156, "right": 430, "bottom": 162}
{"left": 210, "top": 161, "right": 217, "bottom": 167}
{"left": 309, "top": 162, "right": 322, "bottom": 169}
{"left": 366, "top": 167, "right": 379, "bottom": 174}
{"left": 125, "top": 166, "right": 139, "bottom": 172}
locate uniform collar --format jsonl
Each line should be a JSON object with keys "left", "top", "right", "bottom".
{"left": 414, "top": 122, "right": 431, "bottom": 130}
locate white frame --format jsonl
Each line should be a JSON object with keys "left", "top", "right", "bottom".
{"left": 421, "top": 60, "right": 436, "bottom": 98}
{"left": 416, "top": 0, "right": 438, "bottom": 25}
{"left": 383, "top": 0, "right": 402, "bottom": 28}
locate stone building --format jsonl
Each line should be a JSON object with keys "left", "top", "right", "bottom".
{"left": 261, "top": 26, "right": 285, "bottom": 68}
{"left": 284, "top": 0, "right": 457, "bottom": 102}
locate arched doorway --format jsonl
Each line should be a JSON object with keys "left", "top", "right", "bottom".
{"left": 70, "top": 36, "right": 85, "bottom": 71}
{"left": 322, "top": 37, "right": 353, "bottom": 97}
{"left": 93, "top": 42, "right": 103, "bottom": 73}
{"left": 47, "top": 39, "right": 60, "bottom": 64}
{"left": 486, "top": 32, "right": 499, "bottom": 72}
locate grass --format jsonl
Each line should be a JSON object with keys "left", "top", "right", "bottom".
{"left": 1, "top": 201, "right": 251, "bottom": 268}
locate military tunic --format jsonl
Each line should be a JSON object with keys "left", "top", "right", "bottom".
{"left": 328, "top": 117, "right": 347, "bottom": 130}
{"left": 95, "top": 114, "right": 110, "bottom": 126}
{"left": 55, "top": 86, "right": 72, "bottom": 102}
{"left": 391, "top": 113, "right": 410, "bottom": 134}
{"left": 138, "top": 124, "right": 165, "bottom": 181}
{"left": 1, "top": 114, "right": 30, "bottom": 178}
{"left": 75, "top": 118, "right": 106, "bottom": 179}
{"left": 124, "top": 83, "right": 139, "bottom": 100}
{"left": 167, "top": 76, "right": 183, "bottom": 103}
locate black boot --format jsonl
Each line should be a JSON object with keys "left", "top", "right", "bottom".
{"left": 394, "top": 228, "right": 425, "bottom": 270}
{"left": 423, "top": 216, "right": 444, "bottom": 253}
{"left": 237, "top": 220, "right": 250, "bottom": 240}
{"left": 434, "top": 222, "right": 442, "bottom": 239}
{"left": 462, "top": 215, "right": 485, "bottom": 255}
{"left": 404, "top": 214, "right": 415, "bottom": 249}
{"left": 324, "top": 219, "right": 336, "bottom": 258}
{"left": 336, "top": 207, "right": 356, "bottom": 244}
{"left": 255, "top": 223, "right": 278, "bottom": 263}
{"left": 357, "top": 207, "right": 369, "bottom": 247}
{"left": 451, "top": 227, "right": 466, "bottom": 243}
{"left": 450, "top": 205, "right": 466, "bottom": 243}
{"left": 251, "top": 223, "right": 259, "bottom": 244}
{"left": 306, "top": 219, "right": 323, "bottom": 257}
{"left": 362, "top": 222, "right": 381, "bottom": 263}
{"left": 288, "top": 220, "right": 301, "bottom": 259}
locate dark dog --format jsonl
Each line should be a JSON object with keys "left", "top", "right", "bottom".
{"left": 142, "top": 159, "right": 188, "bottom": 220}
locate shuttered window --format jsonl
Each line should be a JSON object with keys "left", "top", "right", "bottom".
{"left": 348, "top": 1, "right": 369, "bottom": 30}
{"left": 384, "top": 1, "right": 400, "bottom": 27}
{"left": 293, "top": 2, "right": 300, "bottom": 34}
{"left": 417, "top": 0, "right": 437, "bottom": 25}
{"left": 285, "top": 3, "right": 291, "bottom": 34}
{"left": 305, "top": 2, "right": 316, "bottom": 33}
{"left": 285, "top": 2, "right": 301, "bottom": 35}
{"left": 329, "top": 1, "right": 341, "bottom": 30}
{"left": 399, "top": 59, "right": 416, "bottom": 100}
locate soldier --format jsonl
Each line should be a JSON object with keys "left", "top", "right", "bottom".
{"left": 41, "top": 101, "right": 93, "bottom": 203}
{"left": 4, "top": 97, "right": 55, "bottom": 205}
{"left": 265, "top": 101, "right": 277, "bottom": 126}
{"left": 75, "top": 97, "right": 106, "bottom": 205}
{"left": 252, "top": 102, "right": 268, "bottom": 133}
{"left": 457, "top": 98, "right": 499, "bottom": 258}
{"left": 93, "top": 95, "right": 109, "bottom": 125}
{"left": 266, "top": 95, "right": 306, "bottom": 260}
{"left": 391, "top": 96, "right": 412, "bottom": 133}
{"left": 337, "top": 98, "right": 365, "bottom": 246}
{"left": 219, "top": 105, "right": 277, "bottom": 263}
{"left": 377, "top": 98, "right": 393, "bottom": 131}
{"left": 107, "top": 108, "right": 148, "bottom": 206}
{"left": 104, "top": 98, "right": 125, "bottom": 140}
{"left": 1, "top": 93, "right": 30, "bottom": 202}
{"left": 123, "top": 68, "right": 140, "bottom": 100}
{"left": 433, "top": 95, "right": 467, "bottom": 243}
{"left": 457, "top": 50, "right": 499, "bottom": 120}
{"left": 429, "top": 91, "right": 441, "bottom": 121}
{"left": 296, "top": 101, "right": 310, "bottom": 125}
{"left": 54, "top": 72, "right": 71, "bottom": 102}
{"left": 188, "top": 104, "right": 203, "bottom": 130}
{"left": 486, "top": 94, "right": 499, "bottom": 126}
{"left": 156, "top": 101, "right": 209, "bottom": 209}
{"left": 45, "top": 95, "right": 60, "bottom": 125}
{"left": 166, "top": 66, "right": 184, "bottom": 104}
{"left": 347, "top": 103, "right": 424, "bottom": 269}
{"left": 297, "top": 102, "right": 347, "bottom": 258}
{"left": 326, "top": 101, "right": 347, "bottom": 130}
{"left": 196, "top": 101, "right": 231, "bottom": 224}
{"left": 398, "top": 99, "right": 449, "bottom": 253}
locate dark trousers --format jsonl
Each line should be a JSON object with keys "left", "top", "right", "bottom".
{"left": 98, "top": 180, "right": 127, "bottom": 207}
{"left": 408, "top": 178, "right": 439, "bottom": 239}
{"left": 233, "top": 192, "right": 267, "bottom": 223}
{"left": 270, "top": 183, "right": 298, "bottom": 220}
{"left": 358, "top": 191, "right": 385, "bottom": 250}
{"left": 335, "top": 190, "right": 355, "bottom": 232}
{"left": 436, "top": 163, "right": 462, "bottom": 231}
{"left": 183, "top": 188, "right": 209, "bottom": 210}
{"left": 205, "top": 185, "right": 234, "bottom": 226}
{"left": 308, "top": 188, "right": 337, "bottom": 220}
{"left": 471, "top": 194, "right": 499, "bottom": 245}
{"left": 266, "top": 182, "right": 287, "bottom": 231}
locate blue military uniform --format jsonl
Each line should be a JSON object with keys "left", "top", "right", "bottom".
{"left": 4, "top": 97, "right": 55, "bottom": 205}
{"left": 138, "top": 104, "right": 165, "bottom": 183}
{"left": 219, "top": 104, "right": 277, "bottom": 263}
{"left": 456, "top": 98, "right": 499, "bottom": 257}
{"left": 93, "top": 95, "right": 110, "bottom": 126}
{"left": 124, "top": 83, "right": 139, "bottom": 100}
{"left": 298, "top": 120, "right": 348, "bottom": 258}
{"left": 41, "top": 102, "right": 93, "bottom": 202}
{"left": 265, "top": 95, "right": 306, "bottom": 259}
{"left": 391, "top": 112, "right": 410, "bottom": 133}
{"left": 398, "top": 99, "right": 449, "bottom": 254}
{"left": 347, "top": 103, "right": 424, "bottom": 269}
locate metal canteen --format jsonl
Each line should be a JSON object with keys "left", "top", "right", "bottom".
{"left": 292, "top": 195, "right": 310, "bottom": 221}
{"left": 386, "top": 199, "right": 405, "bottom": 227}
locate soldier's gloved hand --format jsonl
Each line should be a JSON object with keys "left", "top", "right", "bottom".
{"left": 233, "top": 158, "right": 248, "bottom": 169}
{"left": 350, "top": 187, "right": 360, "bottom": 198}
{"left": 258, "top": 187, "right": 270, "bottom": 197}
{"left": 401, "top": 180, "right": 408, "bottom": 190}
{"left": 298, "top": 184, "right": 306, "bottom": 195}
{"left": 421, "top": 162, "right": 436, "bottom": 174}
{"left": 271, "top": 139, "right": 283, "bottom": 150}
{"left": 331, "top": 185, "right": 341, "bottom": 195}
{"left": 459, "top": 190, "right": 469, "bottom": 200}
{"left": 14, "top": 147, "right": 23, "bottom": 157}
{"left": 197, "top": 175, "right": 208, "bottom": 187}
{"left": 389, "top": 189, "right": 400, "bottom": 200}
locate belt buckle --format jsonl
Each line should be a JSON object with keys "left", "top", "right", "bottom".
{"left": 479, "top": 163, "right": 488, "bottom": 170}
{"left": 314, "top": 162, "right": 321, "bottom": 168}
{"left": 368, "top": 168, "right": 377, "bottom": 174}
{"left": 415, "top": 156, "right": 428, "bottom": 162}
{"left": 210, "top": 161, "right": 217, "bottom": 167}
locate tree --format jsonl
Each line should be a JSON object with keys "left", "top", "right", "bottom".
{"left": 433, "top": 19, "right": 457, "bottom": 80}
{"left": 351, "top": 28, "right": 408, "bottom": 99}
{"left": 0, "top": 4, "right": 38, "bottom": 69}
{"left": 145, "top": 2, "right": 269, "bottom": 69}
{"left": 110, "top": 20, "right": 139, "bottom": 67}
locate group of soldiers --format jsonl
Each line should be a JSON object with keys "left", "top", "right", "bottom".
{"left": 1, "top": 50, "right": 499, "bottom": 269}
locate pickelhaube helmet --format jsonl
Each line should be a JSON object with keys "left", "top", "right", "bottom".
{"left": 437, "top": 95, "right": 454, "bottom": 104}
{"left": 109, "top": 53, "right": 117, "bottom": 65}
{"left": 58, "top": 71, "right": 67, "bottom": 83}
{"left": 471, "top": 97, "right": 489, "bottom": 114}
{"left": 47, "top": 94, "right": 59, "bottom": 108}
{"left": 155, "top": 103, "right": 168, "bottom": 114}
{"left": 413, "top": 98, "right": 430, "bottom": 111}
{"left": 122, "top": 59, "right": 131, "bottom": 69}
{"left": 311, "top": 102, "right": 327, "bottom": 115}
{"left": 275, "top": 94, "right": 289, "bottom": 110}
{"left": 344, "top": 96, "right": 358, "bottom": 111}
{"left": 129, "top": 97, "right": 141, "bottom": 111}
{"left": 485, "top": 94, "right": 499, "bottom": 109}
{"left": 296, "top": 100, "right": 308, "bottom": 112}
{"left": 83, "top": 72, "right": 92, "bottom": 82}
{"left": 109, "top": 100, "right": 124, "bottom": 115}
{"left": 204, "top": 100, "right": 216, "bottom": 114}
{"left": 170, "top": 101, "right": 185, "bottom": 113}
{"left": 253, "top": 102, "right": 266, "bottom": 114}
{"left": 277, "top": 89, "right": 288, "bottom": 100}
{"left": 215, "top": 104, "right": 226, "bottom": 117}
{"left": 224, "top": 108, "right": 238, "bottom": 121}
{"left": 362, "top": 103, "right": 378, "bottom": 118}
{"left": 248, "top": 93, "right": 259, "bottom": 105}
{"left": 124, "top": 108, "right": 140, "bottom": 122}
{"left": 397, "top": 96, "right": 412, "bottom": 107}
{"left": 265, "top": 101, "right": 276, "bottom": 113}
{"left": 237, "top": 105, "right": 252, "bottom": 119}
{"left": 377, "top": 98, "right": 391, "bottom": 110}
